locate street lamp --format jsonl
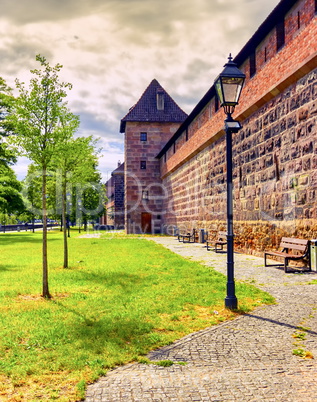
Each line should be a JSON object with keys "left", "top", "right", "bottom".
{"left": 214, "top": 54, "right": 246, "bottom": 310}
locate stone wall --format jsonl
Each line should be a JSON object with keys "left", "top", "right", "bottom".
{"left": 162, "top": 66, "right": 317, "bottom": 255}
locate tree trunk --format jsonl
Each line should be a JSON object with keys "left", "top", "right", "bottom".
{"left": 62, "top": 180, "right": 68, "bottom": 268}
{"left": 42, "top": 166, "right": 51, "bottom": 298}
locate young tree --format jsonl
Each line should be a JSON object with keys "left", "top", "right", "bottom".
{"left": 8, "top": 55, "right": 79, "bottom": 298}
{"left": 80, "top": 178, "right": 106, "bottom": 228}
{"left": 49, "top": 136, "right": 104, "bottom": 268}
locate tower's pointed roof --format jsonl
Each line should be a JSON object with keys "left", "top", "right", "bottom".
{"left": 120, "top": 79, "right": 188, "bottom": 133}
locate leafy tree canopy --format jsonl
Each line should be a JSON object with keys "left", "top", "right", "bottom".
{"left": 0, "top": 164, "right": 24, "bottom": 214}
{"left": 8, "top": 55, "right": 79, "bottom": 166}
{"left": 0, "top": 77, "right": 24, "bottom": 214}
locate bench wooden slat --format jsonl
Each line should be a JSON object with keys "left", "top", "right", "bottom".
{"left": 279, "top": 242, "right": 307, "bottom": 252}
{"left": 281, "top": 237, "right": 308, "bottom": 245}
{"left": 268, "top": 251, "right": 304, "bottom": 259}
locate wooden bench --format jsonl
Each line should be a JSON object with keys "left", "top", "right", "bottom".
{"left": 206, "top": 231, "right": 227, "bottom": 252}
{"left": 264, "top": 237, "right": 311, "bottom": 273}
{"left": 178, "top": 229, "right": 197, "bottom": 243}
{"left": 177, "top": 230, "right": 187, "bottom": 242}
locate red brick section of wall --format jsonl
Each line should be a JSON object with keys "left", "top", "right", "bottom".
{"left": 160, "top": 2, "right": 317, "bottom": 179}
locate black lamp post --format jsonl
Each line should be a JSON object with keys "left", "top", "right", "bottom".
{"left": 214, "top": 54, "right": 246, "bottom": 310}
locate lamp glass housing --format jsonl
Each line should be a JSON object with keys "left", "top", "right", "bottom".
{"left": 214, "top": 55, "right": 246, "bottom": 112}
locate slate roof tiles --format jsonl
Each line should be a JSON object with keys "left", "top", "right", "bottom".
{"left": 120, "top": 79, "right": 188, "bottom": 132}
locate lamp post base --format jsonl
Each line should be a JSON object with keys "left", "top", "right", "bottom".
{"left": 225, "top": 295, "right": 238, "bottom": 310}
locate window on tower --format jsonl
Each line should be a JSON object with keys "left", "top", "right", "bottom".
{"left": 140, "top": 132, "right": 147, "bottom": 142}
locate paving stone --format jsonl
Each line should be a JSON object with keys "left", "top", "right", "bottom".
{"left": 85, "top": 237, "right": 317, "bottom": 401}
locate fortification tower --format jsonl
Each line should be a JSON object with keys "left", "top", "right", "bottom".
{"left": 120, "top": 79, "right": 187, "bottom": 234}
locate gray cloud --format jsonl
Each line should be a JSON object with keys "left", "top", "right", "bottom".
{"left": 0, "top": 36, "right": 52, "bottom": 78}
{"left": 0, "top": 0, "right": 99, "bottom": 24}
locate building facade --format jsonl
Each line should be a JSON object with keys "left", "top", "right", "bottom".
{"left": 102, "top": 162, "right": 125, "bottom": 228}
{"left": 119, "top": 0, "right": 317, "bottom": 253}
{"left": 120, "top": 79, "right": 187, "bottom": 234}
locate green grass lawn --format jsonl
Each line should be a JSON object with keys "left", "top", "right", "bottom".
{"left": 0, "top": 230, "right": 274, "bottom": 401}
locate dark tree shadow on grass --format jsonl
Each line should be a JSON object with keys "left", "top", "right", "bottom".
{"left": 0, "top": 233, "right": 60, "bottom": 245}
{"left": 0, "top": 264, "right": 20, "bottom": 272}
{"left": 72, "top": 269, "right": 152, "bottom": 289}
{"left": 52, "top": 298, "right": 155, "bottom": 358}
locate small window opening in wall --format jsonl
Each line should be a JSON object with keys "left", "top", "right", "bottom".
{"left": 239, "top": 166, "right": 243, "bottom": 188}
{"left": 214, "top": 96, "right": 219, "bottom": 112}
{"left": 276, "top": 19, "right": 285, "bottom": 51}
{"left": 209, "top": 103, "right": 213, "bottom": 119}
{"left": 142, "top": 190, "right": 149, "bottom": 200}
{"left": 249, "top": 51, "right": 256, "bottom": 77}
{"left": 297, "top": 11, "right": 300, "bottom": 29}
{"left": 157, "top": 215, "right": 161, "bottom": 220}
{"left": 156, "top": 88, "right": 165, "bottom": 110}
{"left": 140, "top": 132, "right": 147, "bottom": 142}
{"left": 140, "top": 160, "right": 147, "bottom": 169}
{"left": 274, "top": 153, "right": 280, "bottom": 181}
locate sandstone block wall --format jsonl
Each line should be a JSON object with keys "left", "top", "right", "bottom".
{"left": 162, "top": 67, "right": 317, "bottom": 254}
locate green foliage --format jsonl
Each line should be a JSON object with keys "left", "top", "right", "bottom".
{"left": 48, "top": 136, "right": 106, "bottom": 222}
{"left": 76, "top": 380, "right": 86, "bottom": 400}
{"left": 292, "top": 348, "right": 306, "bottom": 356}
{"left": 292, "top": 319, "right": 314, "bottom": 360}
{"left": 0, "top": 76, "right": 16, "bottom": 140}
{"left": 0, "top": 212, "right": 17, "bottom": 224}
{"left": 0, "top": 77, "right": 24, "bottom": 215}
{"left": 0, "top": 165, "right": 24, "bottom": 214}
{"left": 155, "top": 360, "right": 174, "bottom": 367}
{"left": 293, "top": 332, "right": 306, "bottom": 340}
{"left": 292, "top": 347, "right": 313, "bottom": 358}
{"left": 137, "top": 357, "right": 187, "bottom": 367}
{"left": 19, "top": 119, "right": 105, "bottom": 225}
{"left": 21, "top": 164, "right": 42, "bottom": 214}
{"left": 8, "top": 55, "right": 79, "bottom": 164}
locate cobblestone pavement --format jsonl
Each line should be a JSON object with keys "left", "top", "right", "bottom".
{"left": 85, "top": 237, "right": 317, "bottom": 402}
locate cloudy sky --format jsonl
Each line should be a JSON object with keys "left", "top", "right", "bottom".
{"left": 1, "top": 0, "right": 281, "bottom": 183}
